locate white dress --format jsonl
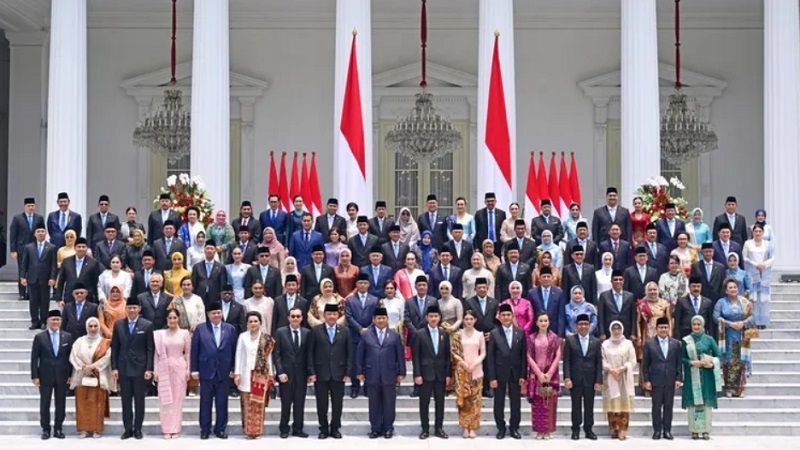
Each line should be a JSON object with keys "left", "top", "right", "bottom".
{"left": 244, "top": 296, "right": 275, "bottom": 335}
{"left": 381, "top": 296, "right": 405, "bottom": 329}
{"left": 234, "top": 331, "right": 262, "bottom": 393}
{"left": 186, "top": 245, "right": 219, "bottom": 267}
{"left": 175, "top": 294, "right": 206, "bottom": 330}
{"left": 595, "top": 267, "right": 613, "bottom": 300}
{"left": 97, "top": 270, "right": 133, "bottom": 302}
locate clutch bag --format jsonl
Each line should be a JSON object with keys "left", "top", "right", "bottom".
{"left": 744, "top": 328, "right": 760, "bottom": 340}
{"left": 81, "top": 375, "right": 99, "bottom": 388}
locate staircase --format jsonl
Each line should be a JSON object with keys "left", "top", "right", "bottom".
{"left": 0, "top": 281, "right": 798, "bottom": 437}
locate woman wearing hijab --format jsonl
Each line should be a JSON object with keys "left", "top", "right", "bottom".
{"left": 595, "top": 252, "right": 615, "bottom": 299}
{"left": 500, "top": 280, "right": 534, "bottom": 335}
{"left": 124, "top": 229, "right": 150, "bottom": 272}
{"left": 154, "top": 308, "right": 191, "bottom": 439}
{"left": 69, "top": 317, "right": 112, "bottom": 438}
{"left": 120, "top": 207, "right": 146, "bottom": 244}
{"left": 536, "top": 230, "right": 563, "bottom": 270}
{"left": 681, "top": 315, "right": 722, "bottom": 440}
{"left": 532, "top": 250, "right": 562, "bottom": 288}
{"left": 743, "top": 224, "right": 774, "bottom": 329}
{"left": 307, "top": 278, "right": 346, "bottom": 327}
{"left": 658, "top": 255, "right": 689, "bottom": 309}
{"left": 562, "top": 202, "right": 589, "bottom": 243}
{"left": 481, "top": 239, "right": 501, "bottom": 275}
{"left": 714, "top": 278, "right": 755, "bottom": 398}
{"left": 394, "top": 252, "right": 426, "bottom": 299}
{"left": 97, "top": 255, "right": 132, "bottom": 303}
{"left": 98, "top": 285, "right": 127, "bottom": 338}
{"left": 259, "top": 226, "right": 286, "bottom": 269}
{"left": 412, "top": 230, "right": 439, "bottom": 274}
{"left": 281, "top": 256, "right": 301, "bottom": 286}
{"left": 527, "top": 312, "right": 561, "bottom": 440}
{"left": 461, "top": 252, "right": 495, "bottom": 299}
{"left": 164, "top": 252, "right": 192, "bottom": 297}
{"left": 206, "top": 210, "right": 235, "bottom": 262}
{"left": 437, "top": 280, "right": 463, "bottom": 334}
{"left": 725, "top": 254, "right": 751, "bottom": 297}
{"left": 396, "top": 207, "right": 421, "bottom": 248}
{"left": 57, "top": 229, "right": 78, "bottom": 268}
{"left": 187, "top": 231, "right": 214, "bottom": 267}
{"left": 565, "top": 286, "right": 598, "bottom": 336}
{"left": 234, "top": 311, "right": 275, "bottom": 439}
{"left": 686, "top": 208, "right": 712, "bottom": 249}
{"left": 601, "top": 320, "right": 636, "bottom": 440}
{"left": 749, "top": 209, "right": 774, "bottom": 242}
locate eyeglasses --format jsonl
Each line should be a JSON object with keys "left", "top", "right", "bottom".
{"left": 289, "top": 315, "right": 302, "bottom": 319}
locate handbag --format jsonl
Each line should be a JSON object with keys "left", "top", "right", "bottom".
{"left": 537, "top": 384, "right": 555, "bottom": 398}
{"left": 81, "top": 375, "right": 99, "bottom": 388}
{"left": 744, "top": 328, "right": 760, "bottom": 340}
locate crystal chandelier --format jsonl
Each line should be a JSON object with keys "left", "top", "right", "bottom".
{"left": 660, "top": 0, "right": 718, "bottom": 165}
{"left": 384, "top": 0, "right": 462, "bottom": 162}
{"left": 133, "top": 0, "right": 191, "bottom": 164}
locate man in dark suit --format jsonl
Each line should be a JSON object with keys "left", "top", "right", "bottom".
{"left": 564, "top": 221, "right": 598, "bottom": 267}
{"left": 226, "top": 228, "right": 258, "bottom": 265}
{"left": 147, "top": 193, "right": 182, "bottom": 246}
{"left": 642, "top": 317, "right": 682, "bottom": 440}
{"left": 138, "top": 273, "right": 172, "bottom": 330}
{"left": 307, "top": 303, "right": 352, "bottom": 440}
{"left": 47, "top": 192, "right": 82, "bottom": 249}
{"left": 130, "top": 250, "right": 159, "bottom": 302}
{"left": 111, "top": 297, "right": 154, "bottom": 440}
{"left": 528, "top": 267, "right": 565, "bottom": 336}
{"left": 643, "top": 223, "right": 669, "bottom": 275}
{"left": 356, "top": 307, "right": 406, "bottom": 439}
{"left": 474, "top": 193, "right": 507, "bottom": 257}
{"left": 487, "top": 304, "right": 528, "bottom": 439}
{"left": 314, "top": 198, "right": 348, "bottom": 243}
{"left": 56, "top": 237, "right": 104, "bottom": 304}
{"left": 381, "top": 224, "right": 410, "bottom": 272}
{"left": 623, "top": 247, "right": 659, "bottom": 300}
{"left": 221, "top": 285, "right": 247, "bottom": 335}
{"left": 598, "top": 223, "right": 632, "bottom": 270}
{"left": 530, "top": 199, "right": 564, "bottom": 245}
{"left": 86, "top": 195, "right": 121, "bottom": 249}
{"left": 411, "top": 305, "right": 450, "bottom": 440}
{"left": 428, "top": 246, "right": 464, "bottom": 299}
{"left": 562, "top": 245, "right": 598, "bottom": 304}
{"left": 152, "top": 220, "right": 187, "bottom": 271}
{"left": 502, "top": 219, "right": 537, "bottom": 265}
{"left": 368, "top": 201, "right": 392, "bottom": 245}
{"left": 300, "top": 245, "right": 335, "bottom": 299}
{"left": 259, "top": 194, "right": 289, "bottom": 245}
{"left": 690, "top": 243, "right": 726, "bottom": 304}
{"left": 290, "top": 213, "right": 325, "bottom": 270}
{"left": 20, "top": 224, "right": 57, "bottom": 329}
{"left": 347, "top": 216, "right": 378, "bottom": 268}
{"left": 446, "top": 223, "right": 474, "bottom": 272}
{"left": 463, "top": 277, "right": 499, "bottom": 397}
{"left": 191, "top": 302, "right": 237, "bottom": 440}
{"left": 191, "top": 240, "right": 227, "bottom": 308}
{"left": 92, "top": 223, "right": 128, "bottom": 269}
{"left": 598, "top": 270, "right": 637, "bottom": 341}
{"left": 712, "top": 195, "right": 748, "bottom": 245}
{"left": 345, "top": 273, "right": 379, "bottom": 398}
{"left": 655, "top": 203, "right": 686, "bottom": 253}
{"left": 494, "top": 242, "right": 531, "bottom": 301}
{"left": 673, "top": 276, "right": 714, "bottom": 338}
{"left": 712, "top": 223, "right": 743, "bottom": 268}
{"left": 30, "top": 310, "right": 72, "bottom": 440}
{"left": 563, "top": 314, "right": 602, "bottom": 440}
{"left": 403, "top": 276, "right": 437, "bottom": 398}
{"left": 273, "top": 275, "right": 309, "bottom": 331}
{"left": 417, "top": 194, "right": 448, "bottom": 250}
{"left": 273, "top": 307, "right": 311, "bottom": 438}
{"left": 231, "top": 200, "right": 262, "bottom": 243}
{"left": 243, "top": 246, "right": 282, "bottom": 299}
{"left": 591, "top": 187, "right": 632, "bottom": 243}
{"left": 60, "top": 283, "right": 99, "bottom": 339}
{"left": 10, "top": 197, "right": 45, "bottom": 299}
{"left": 360, "top": 247, "right": 393, "bottom": 299}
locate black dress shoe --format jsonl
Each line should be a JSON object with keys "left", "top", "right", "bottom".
{"left": 410, "top": 387, "right": 419, "bottom": 397}
{"left": 496, "top": 429, "right": 506, "bottom": 439}
{"left": 653, "top": 431, "right": 662, "bottom": 440}
{"left": 200, "top": 433, "right": 210, "bottom": 440}
{"left": 229, "top": 391, "right": 240, "bottom": 398}
{"left": 292, "top": 431, "right": 309, "bottom": 438}
{"left": 134, "top": 431, "right": 143, "bottom": 440}
{"left": 419, "top": 431, "right": 429, "bottom": 439}
{"left": 350, "top": 389, "right": 359, "bottom": 399}
{"left": 121, "top": 431, "right": 133, "bottom": 440}
{"left": 41, "top": 431, "right": 50, "bottom": 440}
{"left": 585, "top": 431, "right": 598, "bottom": 440}
{"left": 384, "top": 431, "right": 393, "bottom": 439}
{"left": 53, "top": 430, "right": 65, "bottom": 439}
{"left": 571, "top": 431, "right": 580, "bottom": 440}
{"left": 510, "top": 429, "right": 521, "bottom": 439}
{"left": 663, "top": 431, "right": 674, "bottom": 440}
{"left": 434, "top": 429, "right": 448, "bottom": 439}
{"left": 318, "top": 432, "right": 328, "bottom": 439}
{"left": 29, "top": 323, "right": 40, "bottom": 330}
{"left": 369, "top": 432, "right": 380, "bottom": 439}
{"left": 280, "top": 432, "right": 289, "bottom": 439}
{"left": 330, "top": 430, "right": 342, "bottom": 439}
{"left": 215, "top": 432, "right": 228, "bottom": 439}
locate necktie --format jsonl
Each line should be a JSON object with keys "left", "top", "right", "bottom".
{"left": 51, "top": 332, "right": 59, "bottom": 356}
{"left": 272, "top": 210, "right": 276, "bottom": 222}
{"left": 543, "top": 288, "right": 549, "bottom": 309}
{"left": 668, "top": 220, "right": 675, "bottom": 235}
{"left": 101, "top": 213, "right": 106, "bottom": 226}
{"left": 650, "top": 243, "right": 656, "bottom": 256}
{"left": 613, "top": 240, "right": 619, "bottom": 254}
{"left": 60, "top": 212, "right": 66, "bottom": 231}
{"left": 145, "top": 269, "right": 151, "bottom": 286}
{"left": 328, "top": 216, "right": 333, "bottom": 229}
{"left": 241, "top": 243, "right": 246, "bottom": 253}
{"left": 518, "top": 238, "right": 523, "bottom": 250}
{"left": 205, "top": 262, "right": 212, "bottom": 277}
{"left": 639, "top": 266, "right": 646, "bottom": 283}
{"left": 243, "top": 217, "right": 248, "bottom": 227}
{"left": 706, "top": 263, "right": 712, "bottom": 281}
{"left": 76, "top": 259, "right": 83, "bottom": 276}
{"left": 418, "top": 298, "right": 425, "bottom": 314}
{"left": 393, "top": 243, "right": 399, "bottom": 258}
{"left": 128, "top": 321, "right": 135, "bottom": 335}
{"left": 505, "top": 327, "right": 512, "bottom": 347}
{"left": 378, "top": 218, "right": 383, "bottom": 232}
{"left": 361, "top": 234, "right": 366, "bottom": 246}
{"left": 305, "top": 232, "right": 310, "bottom": 244}
{"left": 579, "top": 240, "right": 585, "bottom": 251}
{"left": 261, "top": 266, "right": 267, "bottom": 282}
{"left": 693, "top": 297, "right": 699, "bottom": 314}
{"left": 510, "top": 264, "right": 516, "bottom": 280}
{"left": 488, "top": 210, "right": 495, "bottom": 241}
{"left": 615, "top": 292, "right": 622, "bottom": 311}
{"left": 162, "top": 209, "right": 168, "bottom": 222}
{"left": 431, "top": 329, "right": 439, "bottom": 354}
{"left": 379, "top": 329, "right": 385, "bottom": 346}
{"left": 27, "top": 215, "right": 32, "bottom": 229}
{"left": 76, "top": 302, "right": 83, "bottom": 319}
{"left": 37, "top": 242, "right": 43, "bottom": 258}
{"left": 576, "top": 265, "right": 582, "bottom": 281}
{"left": 609, "top": 208, "right": 616, "bottom": 221}
{"left": 328, "top": 326, "right": 335, "bottom": 344}
{"left": 581, "top": 337, "right": 588, "bottom": 356}
{"left": 443, "top": 265, "right": 449, "bottom": 281}
{"left": 165, "top": 238, "right": 172, "bottom": 253}
{"left": 729, "top": 214, "right": 736, "bottom": 229}
{"left": 293, "top": 329, "right": 299, "bottom": 350}
{"left": 360, "top": 294, "right": 366, "bottom": 309}
{"left": 723, "top": 242, "right": 729, "bottom": 256}
{"left": 661, "top": 339, "right": 669, "bottom": 359}
{"left": 479, "top": 298, "right": 486, "bottom": 315}
{"left": 223, "top": 303, "right": 229, "bottom": 321}
{"left": 214, "top": 325, "right": 220, "bottom": 347}
{"left": 108, "top": 240, "right": 114, "bottom": 252}
{"left": 544, "top": 215, "right": 549, "bottom": 225}
{"left": 430, "top": 213, "right": 435, "bottom": 227}
{"left": 315, "top": 265, "right": 322, "bottom": 282}
{"left": 287, "top": 296, "right": 295, "bottom": 310}
{"left": 455, "top": 242, "right": 461, "bottom": 257}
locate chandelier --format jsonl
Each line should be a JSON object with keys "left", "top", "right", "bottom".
{"left": 660, "top": 0, "right": 718, "bottom": 165}
{"left": 133, "top": 0, "right": 191, "bottom": 164}
{"left": 384, "top": 0, "right": 462, "bottom": 162}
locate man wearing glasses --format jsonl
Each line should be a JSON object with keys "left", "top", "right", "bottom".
{"left": 273, "top": 307, "right": 311, "bottom": 438}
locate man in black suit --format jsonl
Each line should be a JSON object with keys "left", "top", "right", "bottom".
{"left": 487, "top": 304, "right": 528, "bottom": 439}
{"left": 564, "top": 221, "right": 598, "bottom": 267}
{"left": 446, "top": 223, "right": 474, "bottom": 272}
{"left": 598, "top": 223, "right": 632, "bottom": 270}
{"left": 643, "top": 223, "right": 669, "bottom": 275}
{"left": 307, "top": 303, "right": 352, "bottom": 439}
{"left": 86, "top": 195, "right": 121, "bottom": 249}
{"left": 348, "top": 216, "right": 379, "bottom": 268}
{"left": 226, "top": 228, "right": 258, "bottom": 265}
{"left": 474, "top": 192, "right": 506, "bottom": 257}
{"left": 20, "top": 224, "right": 57, "bottom": 329}
{"left": 111, "top": 296, "right": 154, "bottom": 440}
{"left": 273, "top": 307, "right": 311, "bottom": 438}
{"left": 563, "top": 314, "right": 602, "bottom": 440}
{"left": 494, "top": 242, "right": 531, "bottom": 301}
{"left": 411, "top": 305, "right": 450, "bottom": 440}
{"left": 381, "top": 224, "right": 410, "bottom": 272}
{"left": 673, "top": 276, "right": 714, "bottom": 338}
{"left": 427, "top": 246, "right": 463, "bottom": 299}
{"left": 417, "top": 194, "right": 448, "bottom": 250}
{"left": 530, "top": 199, "right": 564, "bottom": 245}
{"left": 47, "top": 192, "right": 82, "bottom": 249}
{"left": 138, "top": 273, "right": 172, "bottom": 330}
{"left": 243, "top": 246, "right": 282, "bottom": 299}
{"left": 191, "top": 240, "right": 227, "bottom": 308}
{"left": 10, "top": 197, "right": 45, "bottom": 299}
{"left": 642, "top": 317, "right": 682, "bottom": 440}
{"left": 562, "top": 245, "right": 598, "bottom": 304}
{"left": 403, "top": 276, "right": 437, "bottom": 397}
{"left": 300, "top": 245, "right": 335, "bottom": 299}
{"left": 623, "top": 247, "right": 659, "bottom": 300}
{"left": 690, "top": 243, "right": 726, "bottom": 304}
{"left": 152, "top": 220, "right": 187, "bottom": 271}
{"left": 592, "top": 187, "right": 632, "bottom": 242}
{"left": 712, "top": 195, "right": 748, "bottom": 245}
{"left": 231, "top": 200, "right": 262, "bottom": 243}
{"left": 56, "top": 237, "right": 104, "bottom": 304}
{"left": 92, "top": 223, "right": 128, "bottom": 269}
{"left": 502, "top": 219, "right": 537, "bottom": 265}
{"left": 598, "top": 270, "right": 637, "bottom": 341}
{"left": 30, "top": 310, "right": 72, "bottom": 440}
{"left": 60, "top": 283, "right": 99, "bottom": 339}
{"left": 221, "top": 285, "right": 246, "bottom": 335}
{"left": 130, "top": 250, "right": 159, "bottom": 302}
{"left": 463, "top": 277, "right": 499, "bottom": 397}
{"left": 314, "top": 198, "right": 348, "bottom": 243}
{"left": 147, "top": 193, "right": 182, "bottom": 246}
{"left": 368, "top": 201, "right": 392, "bottom": 245}
{"left": 528, "top": 267, "right": 566, "bottom": 336}
{"left": 273, "top": 275, "right": 309, "bottom": 331}
{"left": 655, "top": 203, "right": 686, "bottom": 253}
{"left": 712, "top": 223, "right": 743, "bottom": 268}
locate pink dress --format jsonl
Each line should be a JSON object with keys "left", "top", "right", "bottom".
{"left": 501, "top": 298, "right": 534, "bottom": 335}
{"left": 461, "top": 330, "right": 485, "bottom": 379}
{"left": 528, "top": 331, "right": 562, "bottom": 433}
{"left": 154, "top": 329, "right": 191, "bottom": 434}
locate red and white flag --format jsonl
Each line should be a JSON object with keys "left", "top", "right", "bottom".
{"left": 268, "top": 151, "right": 279, "bottom": 201}
{"left": 537, "top": 152, "right": 549, "bottom": 213}
{"left": 278, "top": 152, "right": 290, "bottom": 212}
{"left": 300, "top": 153, "right": 311, "bottom": 213}
{"left": 569, "top": 152, "right": 582, "bottom": 207}
{"left": 548, "top": 153, "right": 560, "bottom": 217}
{"left": 309, "top": 153, "right": 323, "bottom": 217}
{"left": 559, "top": 152, "right": 572, "bottom": 214}
{"left": 524, "top": 153, "right": 540, "bottom": 221}
{"left": 289, "top": 152, "right": 300, "bottom": 204}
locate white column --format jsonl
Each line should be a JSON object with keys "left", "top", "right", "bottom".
{"left": 620, "top": 0, "right": 660, "bottom": 202}
{"left": 765, "top": 0, "right": 800, "bottom": 272}
{"left": 477, "top": 0, "right": 516, "bottom": 210}
{"left": 46, "top": 0, "right": 87, "bottom": 218}
{"left": 191, "top": 0, "right": 230, "bottom": 214}
{"left": 333, "top": 0, "right": 373, "bottom": 211}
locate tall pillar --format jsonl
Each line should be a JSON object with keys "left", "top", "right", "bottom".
{"left": 191, "top": 0, "right": 230, "bottom": 214}
{"left": 765, "top": 0, "right": 800, "bottom": 272}
{"left": 46, "top": 0, "right": 87, "bottom": 218}
{"left": 620, "top": 0, "right": 660, "bottom": 201}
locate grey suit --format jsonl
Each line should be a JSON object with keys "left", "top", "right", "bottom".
{"left": 642, "top": 336, "right": 682, "bottom": 433}
{"left": 487, "top": 325, "right": 528, "bottom": 431}
{"left": 86, "top": 212, "right": 120, "bottom": 249}
{"left": 138, "top": 290, "right": 172, "bottom": 330}
{"left": 152, "top": 237, "right": 188, "bottom": 271}
{"left": 530, "top": 215, "right": 564, "bottom": 245}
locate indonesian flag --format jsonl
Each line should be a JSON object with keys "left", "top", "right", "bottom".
{"left": 309, "top": 153, "right": 323, "bottom": 217}
{"left": 569, "top": 152, "right": 582, "bottom": 207}
{"left": 537, "top": 152, "right": 549, "bottom": 211}
{"left": 300, "top": 153, "right": 311, "bottom": 213}
{"left": 278, "top": 152, "right": 290, "bottom": 212}
{"left": 483, "top": 34, "right": 513, "bottom": 203}
{"left": 559, "top": 152, "right": 572, "bottom": 215}
{"left": 524, "top": 153, "right": 540, "bottom": 221}
{"left": 548, "top": 152, "right": 560, "bottom": 217}
{"left": 289, "top": 153, "right": 300, "bottom": 203}
{"left": 268, "top": 151, "right": 279, "bottom": 200}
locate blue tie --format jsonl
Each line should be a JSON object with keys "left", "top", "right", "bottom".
{"left": 165, "top": 238, "right": 172, "bottom": 254}
{"left": 214, "top": 325, "right": 220, "bottom": 347}
{"left": 287, "top": 295, "right": 295, "bottom": 310}
{"left": 328, "top": 326, "right": 335, "bottom": 344}
{"left": 379, "top": 329, "right": 385, "bottom": 346}
{"left": 76, "top": 259, "right": 83, "bottom": 276}
{"left": 128, "top": 321, "right": 135, "bottom": 335}
{"left": 206, "top": 262, "right": 212, "bottom": 277}
{"left": 144, "top": 269, "right": 151, "bottom": 287}
{"left": 101, "top": 213, "right": 106, "bottom": 226}
{"left": 479, "top": 298, "right": 486, "bottom": 315}
{"left": 51, "top": 332, "right": 58, "bottom": 356}
{"left": 431, "top": 328, "right": 439, "bottom": 354}
{"left": 661, "top": 339, "right": 668, "bottom": 359}
{"left": 76, "top": 302, "right": 83, "bottom": 319}
{"left": 27, "top": 215, "right": 32, "bottom": 229}
{"left": 543, "top": 288, "right": 549, "bottom": 309}
{"left": 418, "top": 298, "right": 425, "bottom": 315}
{"left": 505, "top": 327, "right": 513, "bottom": 347}
{"left": 272, "top": 210, "right": 276, "bottom": 223}
{"left": 581, "top": 336, "right": 588, "bottom": 356}
{"left": 443, "top": 266, "right": 448, "bottom": 281}
{"left": 488, "top": 210, "right": 495, "bottom": 241}
{"left": 373, "top": 267, "right": 379, "bottom": 284}
{"left": 37, "top": 242, "right": 43, "bottom": 259}
{"left": 615, "top": 292, "right": 622, "bottom": 311}
{"left": 693, "top": 297, "right": 700, "bottom": 314}
{"left": 60, "top": 212, "right": 66, "bottom": 231}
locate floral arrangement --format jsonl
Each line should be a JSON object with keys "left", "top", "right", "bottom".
{"left": 154, "top": 174, "right": 215, "bottom": 226}
{"left": 635, "top": 176, "right": 689, "bottom": 221}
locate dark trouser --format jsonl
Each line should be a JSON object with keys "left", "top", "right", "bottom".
{"left": 199, "top": 376, "right": 229, "bottom": 434}
{"left": 651, "top": 384, "right": 676, "bottom": 433}
{"left": 314, "top": 380, "right": 345, "bottom": 433}
{"left": 367, "top": 383, "right": 397, "bottom": 433}
{"left": 16, "top": 257, "right": 26, "bottom": 298}
{"left": 418, "top": 380, "right": 445, "bottom": 432}
{"left": 570, "top": 383, "right": 595, "bottom": 433}
{"left": 28, "top": 281, "right": 50, "bottom": 325}
{"left": 39, "top": 382, "right": 67, "bottom": 432}
{"left": 279, "top": 377, "right": 307, "bottom": 433}
{"left": 120, "top": 375, "right": 146, "bottom": 432}
{"left": 350, "top": 339, "right": 362, "bottom": 391}
{"left": 493, "top": 378, "right": 521, "bottom": 431}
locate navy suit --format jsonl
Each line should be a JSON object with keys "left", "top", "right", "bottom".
{"left": 259, "top": 209, "right": 289, "bottom": 245}
{"left": 655, "top": 218, "right": 686, "bottom": 253}
{"left": 46, "top": 210, "right": 82, "bottom": 249}
{"left": 356, "top": 326, "right": 406, "bottom": 434}
{"left": 345, "top": 293, "right": 379, "bottom": 384}
{"left": 191, "top": 321, "right": 237, "bottom": 435}
{"left": 289, "top": 229, "right": 325, "bottom": 270}
{"left": 712, "top": 239, "right": 743, "bottom": 269}
{"left": 10, "top": 212, "right": 45, "bottom": 297}
{"left": 643, "top": 241, "right": 670, "bottom": 276}
{"left": 528, "top": 286, "right": 566, "bottom": 336}
{"left": 598, "top": 239, "right": 633, "bottom": 271}
{"left": 427, "top": 264, "right": 463, "bottom": 299}
{"left": 417, "top": 210, "right": 448, "bottom": 250}
{"left": 111, "top": 316, "right": 154, "bottom": 434}
{"left": 359, "top": 264, "right": 393, "bottom": 299}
